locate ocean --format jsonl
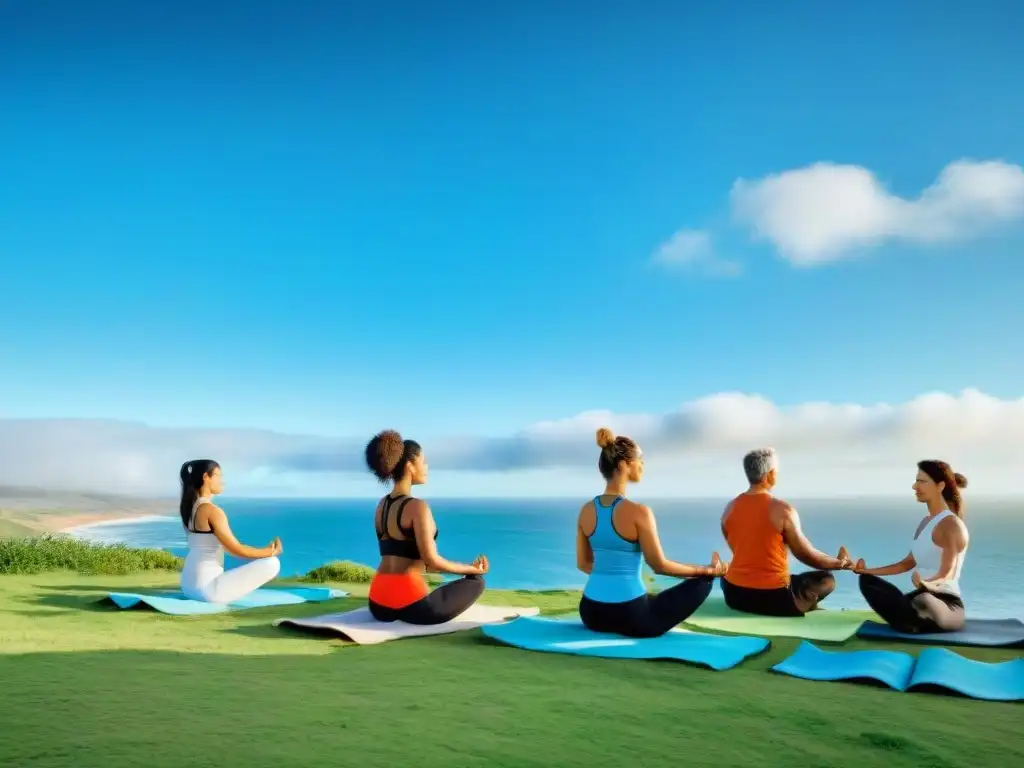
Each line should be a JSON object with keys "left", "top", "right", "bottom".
{"left": 71, "top": 496, "right": 1024, "bottom": 619}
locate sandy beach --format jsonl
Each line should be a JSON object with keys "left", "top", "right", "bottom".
{"left": 0, "top": 485, "right": 174, "bottom": 536}
{"left": 47, "top": 511, "right": 173, "bottom": 534}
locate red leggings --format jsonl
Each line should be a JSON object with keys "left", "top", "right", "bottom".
{"left": 368, "top": 573, "right": 485, "bottom": 625}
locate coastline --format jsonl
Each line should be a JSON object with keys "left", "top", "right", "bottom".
{"left": 54, "top": 512, "right": 174, "bottom": 534}
{"left": 0, "top": 510, "right": 175, "bottom": 537}
{"left": 0, "top": 486, "right": 175, "bottom": 537}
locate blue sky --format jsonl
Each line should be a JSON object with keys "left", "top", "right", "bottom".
{"left": 1, "top": 1, "right": 1023, "bottom": 498}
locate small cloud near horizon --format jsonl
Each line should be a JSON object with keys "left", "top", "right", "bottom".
{"left": 1, "top": 388, "right": 1022, "bottom": 498}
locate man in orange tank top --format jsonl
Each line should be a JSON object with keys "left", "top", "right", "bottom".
{"left": 719, "top": 448, "right": 852, "bottom": 616}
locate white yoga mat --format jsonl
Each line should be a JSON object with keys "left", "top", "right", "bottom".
{"left": 274, "top": 603, "right": 540, "bottom": 645}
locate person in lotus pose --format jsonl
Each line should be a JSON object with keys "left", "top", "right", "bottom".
{"left": 178, "top": 459, "right": 283, "bottom": 603}
{"left": 720, "top": 448, "right": 851, "bottom": 616}
{"left": 365, "top": 429, "right": 488, "bottom": 625}
{"left": 854, "top": 460, "right": 970, "bottom": 634}
{"left": 576, "top": 428, "right": 727, "bottom": 638}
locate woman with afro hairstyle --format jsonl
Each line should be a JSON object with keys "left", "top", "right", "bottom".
{"left": 364, "top": 430, "right": 488, "bottom": 625}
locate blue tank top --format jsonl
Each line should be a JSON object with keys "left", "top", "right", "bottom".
{"left": 582, "top": 495, "right": 646, "bottom": 604}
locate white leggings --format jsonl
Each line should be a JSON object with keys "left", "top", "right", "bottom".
{"left": 181, "top": 557, "right": 281, "bottom": 604}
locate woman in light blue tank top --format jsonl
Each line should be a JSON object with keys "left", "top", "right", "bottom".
{"left": 575, "top": 428, "right": 728, "bottom": 638}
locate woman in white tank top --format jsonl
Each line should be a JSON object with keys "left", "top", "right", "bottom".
{"left": 853, "top": 460, "right": 970, "bottom": 633}
{"left": 179, "top": 460, "right": 283, "bottom": 604}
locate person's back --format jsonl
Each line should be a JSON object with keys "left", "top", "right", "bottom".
{"left": 722, "top": 492, "right": 789, "bottom": 590}
{"left": 576, "top": 428, "right": 726, "bottom": 638}
{"left": 364, "top": 430, "right": 488, "bottom": 626}
{"left": 177, "top": 459, "right": 282, "bottom": 604}
{"left": 581, "top": 495, "right": 645, "bottom": 604}
{"left": 720, "top": 448, "right": 850, "bottom": 617}
{"left": 181, "top": 495, "right": 226, "bottom": 593}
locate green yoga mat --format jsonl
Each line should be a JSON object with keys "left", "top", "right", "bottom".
{"left": 685, "top": 598, "right": 876, "bottom": 642}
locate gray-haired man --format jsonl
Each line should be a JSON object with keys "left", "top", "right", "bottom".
{"left": 719, "top": 448, "right": 851, "bottom": 616}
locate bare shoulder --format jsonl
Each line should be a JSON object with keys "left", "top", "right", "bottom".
{"left": 622, "top": 499, "right": 652, "bottom": 519}
{"left": 770, "top": 497, "right": 796, "bottom": 527}
{"left": 935, "top": 514, "right": 968, "bottom": 542}
{"left": 407, "top": 497, "right": 430, "bottom": 516}
{"left": 197, "top": 502, "right": 226, "bottom": 527}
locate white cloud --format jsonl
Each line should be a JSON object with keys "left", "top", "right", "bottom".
{"left": 651, "top": 229, "right": 741, "bottom": 277}
{"left": 730, "top": 159, "right": 1024, "bottom": 265}
{"left": 1, "top": 389, "right": 1022, "bottom": 498}
{"left": 0, "top": 419, "right": 340, "bottom": 498}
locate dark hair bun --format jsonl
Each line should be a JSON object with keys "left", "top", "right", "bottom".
{"left": 596, "top": 427, "right": 615, "bottom": 449}
{"left": 954, "top": 472, "right": 968, "bottom": 489}
{"left": 365, "top": 430, "right": 405, "bottom": 482}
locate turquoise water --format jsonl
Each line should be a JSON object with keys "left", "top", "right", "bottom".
{"left": 72, "top": 496, "right": 1024, "bottom": 619}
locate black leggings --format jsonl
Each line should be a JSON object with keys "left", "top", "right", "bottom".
{"left": 369, "top": 575, "right": 485, "bottom": 625}
{"left": 578, "top": 577, "right": 714, "bottom": 638}
{"left": 721, "top": 571, "right": 836, "bottom": 617}
{"left": 858, "top": 573, "right": 965, "bottom": 634}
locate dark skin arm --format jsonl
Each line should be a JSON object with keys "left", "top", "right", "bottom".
{"left": 409, "top": 500, "right": 487, "bottom": 576}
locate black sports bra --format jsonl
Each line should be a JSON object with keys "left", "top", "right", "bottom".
{"left": 376, "top": 494, "right": 438, "bottom": 559}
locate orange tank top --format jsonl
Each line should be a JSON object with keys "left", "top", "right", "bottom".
{"left": 723, "top": 493, "right": 790, "bottom": 589}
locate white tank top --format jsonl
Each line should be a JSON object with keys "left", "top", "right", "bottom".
{"left": 910, "top": 510, "right": 968, "bottom": 596}
{"left": 184, "top": 496, "right": 224, "bottom": 569}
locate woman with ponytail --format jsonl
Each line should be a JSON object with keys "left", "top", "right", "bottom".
{"left": 364, "top": 430, "right": 487, "bottom": 625}
{"left": 179, "top": 460, "right": 283, "bottom": 603}
{"left": 854, "top": 460, "right": 970, "bottom": 633}
{"left": 575, "top": 428, "right": 727, "bottom": 638}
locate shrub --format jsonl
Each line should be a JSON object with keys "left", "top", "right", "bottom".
{"left": 301, "top": 560, "right": 376, "bottom": 584}
{"left": 0, "top": 534, "right": 183, "bottom": 575}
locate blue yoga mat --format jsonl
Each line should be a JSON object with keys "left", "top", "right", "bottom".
{"left": 857, "top": 618, "right": 1024, "bottom": 648}
{"left": 105, "top": 587, "right": 348, "bottom": 615}
{"left": 772, "top": 641, "right": 1024, "bottom": 701}
{"left": 481, "top": 616, "right": 769, "bottom": 670}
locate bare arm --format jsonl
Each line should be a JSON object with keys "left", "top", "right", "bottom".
{"left": 720, "top": 501, "right": 732, "bottom": 550}
{"left": 780, "top": 505, "right": 845, "bottom": 571}
{"left": 205, "top": 505, "right": 278, "bottom": 560}
{"left": 856, "top": 552, "right": 916, "bottom": 576}
{"left": 410, "top": 502, "right": 483, "bottom": 576}
{"left": 576, "top": 517, "right": 593, "bottom": 575}
{"left": 636, "top": 506, "right": 721, "bottom": 578}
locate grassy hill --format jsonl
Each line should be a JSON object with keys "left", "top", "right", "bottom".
{"left": 0, "top": 562, "right": 1020, "bottom": 768}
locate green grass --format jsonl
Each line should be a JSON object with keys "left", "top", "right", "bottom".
{"left": 0, "top": 534, "right": 183, "bottom": 575}
{"left": 0, "top": 570, "right": 1020, "bottom": 768}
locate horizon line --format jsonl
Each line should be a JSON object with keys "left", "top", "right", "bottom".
{"left": 72, "top": 492, "right": 1024, "bottom": 503}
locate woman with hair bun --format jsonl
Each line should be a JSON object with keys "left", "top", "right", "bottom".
{"left": 364, "top": 430, "right": 487, "bottom": 625}
{"left": 854, "top": 460, "right": 971, "bottom": 633}
{"left": 575, "top": 427, "right": 727, "bottom": 638}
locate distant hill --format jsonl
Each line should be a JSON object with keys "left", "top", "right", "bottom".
{"left": 0, "top": 485, "right": 175, "bottom": 533}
